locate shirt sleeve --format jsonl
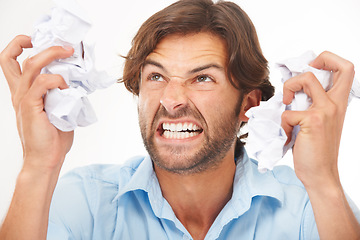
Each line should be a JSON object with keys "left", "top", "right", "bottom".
{"left": 47, "top": 221, "right": 70, "bottom": 240}
{"left": 345, "top": 193, "right": 360, "bottom": 224}
{"left": 300, "top": 200, "right": 320, "bottom": 240}
{"left": 47, "top": 169, "right": 94, "bottom": 240}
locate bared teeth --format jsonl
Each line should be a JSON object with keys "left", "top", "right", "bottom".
{"left": 162, "top": 122, "right": 201, "bottom": 139}
{"left": 162, "top": 122, "right": 200, "bottom": 132}
{"left": 163, "top": 130, "right": 200, "bottom": 139}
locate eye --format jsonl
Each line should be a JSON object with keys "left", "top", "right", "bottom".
{"left": 195, "top": 75, "right": 214, "bottom": 83}
{"left": 147, "top": 73, "right": 164, "bottom": 82}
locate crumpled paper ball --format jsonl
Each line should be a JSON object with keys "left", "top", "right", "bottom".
{"left": 246, "top": 51, "right": 360, "bottom": 173}
{"left": 31, "top": 0, "right": 116, "bottom": 131}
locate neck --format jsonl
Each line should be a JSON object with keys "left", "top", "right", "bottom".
{"left": 154, "top": 151, "right": 236, "bottom": 240}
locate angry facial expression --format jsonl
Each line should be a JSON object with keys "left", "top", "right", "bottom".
{"left": 138, "top": 32, "right": 245, "bottom": 174}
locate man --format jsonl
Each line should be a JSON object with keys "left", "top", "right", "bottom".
{"left": 0, "top": 0, "right": 359, "bottom": 239}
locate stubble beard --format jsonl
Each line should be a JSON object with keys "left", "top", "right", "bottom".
{"left": 139, "top": 101, "right": 242, "bottom": 175}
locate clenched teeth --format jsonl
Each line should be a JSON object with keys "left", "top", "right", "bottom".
{"left": 162, "top": 122, "right": 202, "bottom": 139}
{"left": 163, "top": 131, "right": 200, "bottom": 139}
{"left": 163, "top": 122, "right": 201, "bottom": 132}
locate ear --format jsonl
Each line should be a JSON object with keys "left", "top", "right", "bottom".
{"left": 239, "top": 89, "right": 262, "bottom": 122}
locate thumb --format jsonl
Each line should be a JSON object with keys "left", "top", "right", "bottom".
{"left": 281, "top": 110, "right": 305, "bottom": 145}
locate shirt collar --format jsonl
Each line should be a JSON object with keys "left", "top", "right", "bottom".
{"left": 112, "top": 149, "right": 285, "bottom": 217}
{"left": 231, "top": 149, "right": 284, "bottom": 214}
{"left": 112, "top": 156, "right": 173, "bottom": 220}
{"left": 112, "top": 155, "right": 161, "bottom": 201}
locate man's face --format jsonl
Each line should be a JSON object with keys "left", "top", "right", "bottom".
{"left": 138, "top": 32, "right": 244, "bottom": 174}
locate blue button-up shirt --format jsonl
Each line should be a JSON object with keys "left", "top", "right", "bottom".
{"left": 47, "top": 151, "right": 360, "bottom": 239}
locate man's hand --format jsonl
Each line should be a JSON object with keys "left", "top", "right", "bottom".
{"left": 281, "top": 51, "right": 360, "bottom": 239}
{"left": 0, "top": 35, "right": 74, "bottom": 239}
{"left": 0, "top": 35, "right": 74, "bottom": 172}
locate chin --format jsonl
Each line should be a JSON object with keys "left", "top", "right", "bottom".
{"left": 150, "top": 146, "right": 221, "bottom": 175}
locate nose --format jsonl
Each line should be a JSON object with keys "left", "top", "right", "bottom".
{"left": 160, "top": 80, "right": 188, "bottom": 114}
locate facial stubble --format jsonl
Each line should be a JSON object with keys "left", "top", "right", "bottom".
{"left": 138, "top": 98, "right": 243, "bottom": 175}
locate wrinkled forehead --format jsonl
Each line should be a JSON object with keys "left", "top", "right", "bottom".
{"left": 143, "top": 32, "right": 228, "bottom": 74}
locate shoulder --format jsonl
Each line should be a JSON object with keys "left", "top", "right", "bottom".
{"left": 48, "top": 156, "right": 148, "bottom": 239}
{"left": 245, "top": 158, "right": 311, "bottom": 212}
{"left": 271, "top": 162, "right": 305, "bottom": 188}
{"left": 247, "top": 158, "right": 319, "bottom": 239}
{"left": 249, "top": 158, "right": 305, "bottom": 188}
{"left": 52, "top": 155, "right": 149, "bottom": 212}
{"left": 52, "top": 155, "right": 147, "bottom": 206}
{"left": 59, "top": 155, "right": 147, "bottom": 188}
{"left": 248, "top": 158, "right": 304, "bottom": 187}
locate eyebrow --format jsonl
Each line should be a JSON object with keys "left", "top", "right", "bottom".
{"left": 143, "top": 59, "right": 224, "bottom": 75}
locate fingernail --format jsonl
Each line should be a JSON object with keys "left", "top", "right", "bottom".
{"left": 62, "top": 45, "right": 73, "bottom": 51}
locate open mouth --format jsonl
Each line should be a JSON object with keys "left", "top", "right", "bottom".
{"left": 159, "top": 122, "right": 203, "bottom": 139}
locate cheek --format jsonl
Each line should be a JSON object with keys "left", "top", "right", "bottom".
{"left": 139, "top": 88, "right": 155, "bottom": 109}
{"left": 138, "top": 92, "right": 160, "bottom": 126}
{"left": 139, "top": 87, "right": 161, "bottom": 106}
{"left": 191, "top": 90, "right": 236, "bottom": 112}
{"left": 188, "top": 93, "right": 223, "bottom": 125}
{"left": 192, "top": 91, "right": 240, "bottom": 126}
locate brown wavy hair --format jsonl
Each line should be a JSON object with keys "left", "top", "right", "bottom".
{"left": 120, "top": 0, "right": 274, "bottom": 158}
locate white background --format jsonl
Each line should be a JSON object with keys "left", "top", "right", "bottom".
{"left": 0, "top": 0, "right": 359, "bottom": 221}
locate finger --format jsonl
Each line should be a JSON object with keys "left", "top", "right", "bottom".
{"left": 21, "top": 45, "right": 74, "bottom": 87}
{"left": 283, "top": 72, "right": 329, "bottom": 107}
{"left": 20, "top": 74, "right": 68, "bottom": 112}
{"left": 29, "top": 74, "right": 68, "bottom": 98}
{"left": 0, "top": 35, "right": 33, "bottom": 92}
{"left": 310, "top": 51, "right": 354, "bottom": 75}
{"left": 14, "top": 46, "right": 74, "bottom": 106}
{"left": 310, "top": 51, "right": 354, "bottom": 104}
{"left": 281, "top": 110, "right": 306, "bottom": 145}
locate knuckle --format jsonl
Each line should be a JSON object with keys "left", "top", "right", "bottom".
{"left": 281, "top": 111, "right": 289, "bottom": 121}
{"left": 281, "top": 111, "right": 293, "bottom": 126}
{"left": 35, "top": 74, "right": 49, "bottom": 86}
{"left": 14, "top": 34, "right": 26, "bottom": 41}
{"left": 308, "top": 111, "right": 326, "bottom": 127}
{"left": 302, "top": 72, "right": 316, "bottom": 83}
{"left": 342, "top": 60, "right": 355, "bottom": 74}
{"left": 53, "top": 74, "right": 64, "bottom": 81}
{"left": 282, "top": 81, "right": 289, "bottom": 91}
{"left": 308, "top": 105, "right": 337, "bottom": 126}
{"left": 22, "top": 57, "right": 36, "bottom": 70}
{"left": 1, "top": 35, "right": 27, "bottom": 64}
{"left": 34, "top": 74, "right": 65, "bottom": 89}
{"left": 318, "top": 50, "right": 336, "bottom": 60}
{"left": 283, "top": 79, "right": 292, "bottom": 89}
{"left": 0, "top": 49, "right": 10, "bottom": 66}
{"left": 301, "top": 72, "right": 318, "bottom": 88}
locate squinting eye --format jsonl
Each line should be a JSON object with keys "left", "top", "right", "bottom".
{"left": 148, "top": 73, "right": 164, "bottom": 82}
{"left": 196, "top": 75, "right": 213, "bottom": 83}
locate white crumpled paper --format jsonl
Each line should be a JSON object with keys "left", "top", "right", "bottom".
{"left": 246, "top": 51, "right": 360, "bottom": 173}
{"left": 31, "top": 0, "right": 116, "bottom": 131}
